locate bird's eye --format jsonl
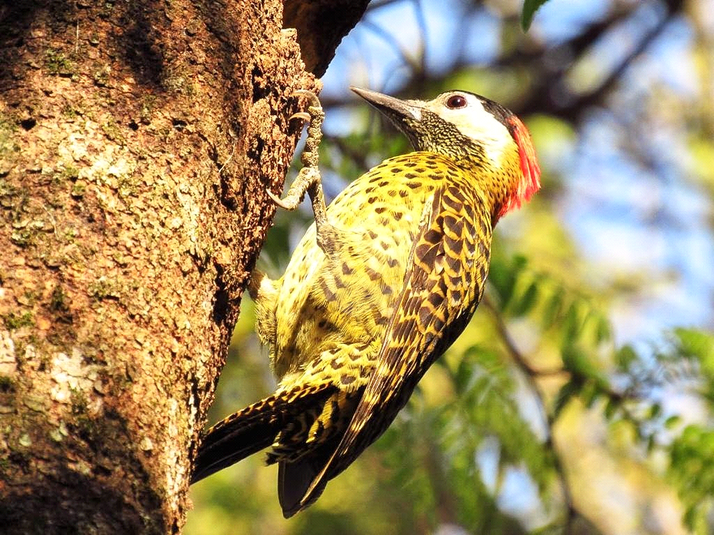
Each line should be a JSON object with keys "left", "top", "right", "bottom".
{"left": 445, "top": 94, "right": 468, "bottom": 109}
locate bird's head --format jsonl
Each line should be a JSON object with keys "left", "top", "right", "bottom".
{"left": 351, "top": 87, "right": 541, "bottom": 221}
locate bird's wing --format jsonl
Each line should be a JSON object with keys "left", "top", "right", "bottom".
{"left": 301, "top": 182, "right": 493, "bottom": 506}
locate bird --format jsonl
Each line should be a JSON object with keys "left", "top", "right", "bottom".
{"left": 191, "top": 86, "right": 541, "bottom": 518}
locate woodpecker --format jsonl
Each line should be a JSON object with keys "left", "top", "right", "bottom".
{"left": 192, "top": 87, "right": 541, "bottom": 517}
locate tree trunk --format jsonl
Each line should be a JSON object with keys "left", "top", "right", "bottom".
{"left": 0, "top": 0, "right": 366, "bottom": 532}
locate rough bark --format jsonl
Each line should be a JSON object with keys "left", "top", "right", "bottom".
{"left": 0, "top": 0, "right": 366, "bottom": 532}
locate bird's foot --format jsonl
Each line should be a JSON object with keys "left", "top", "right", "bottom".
{"left": 270, "top": 90, "right": 333, "bottom": 253}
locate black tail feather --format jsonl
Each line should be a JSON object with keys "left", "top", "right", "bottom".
{"left": 191, "top": 384, "right": 335, "bottom": 484}
{"left": 191, "top": 405, "right": 280, "bottom": 483}
{"left": 279, "top": 457, "right": 328, "bottom": 518}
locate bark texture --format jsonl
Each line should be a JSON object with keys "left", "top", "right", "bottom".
{"left": 0, "top": 0, "right": 371, "bottom": 531}
{"left": 284, "top": 0, "right": 371, "bottom": 76}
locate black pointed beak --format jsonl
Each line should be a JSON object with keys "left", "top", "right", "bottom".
{"left": 350, "top": 87, "right": 423, "bottom": 125}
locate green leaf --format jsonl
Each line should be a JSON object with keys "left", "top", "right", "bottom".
{"left": 615, "top": 345, "right": 638, "bottom": 370}
{"left": 541, "top": 286, "right": 565, "bottom": 328}
{"left": 594, "top": 314, "right": 612, "bottom": 344}
{"left": 562, "top": 301, "right": 584, "bottom": 345}
{"left": 604, "top": 397, "right": 620, "bottom": 420}
{"left": 580, "top": 381, "right": 600, "bottom": 409}
{"left": 649, "top": 403, "right": 662, "bottom": 420}
{"left": 553, "top": 380, "right": 580, "bottom": 419}
{"left": 561, "top": 345, "right": 598, "bottom": 379}
{"left": 489, "top": 254, "right": 528, "bottom": 308}
{"left": 510, "top": 279, "right": 540, "bottom": 317}
{"left": 665, "top": 415, "right": 682, "bottom": 430}
{"left": 674, "top": 328, "right": 714, "bottom": 357}
{"left": 668, "top": 425, "right": 714, "bottom": 531}
{"left": 521, "top": 0, "right": 549, "bottom": 31}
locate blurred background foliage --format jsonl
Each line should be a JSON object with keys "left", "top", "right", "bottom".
{"left": 187, "top": 0, "right": 714, "bottom": 533}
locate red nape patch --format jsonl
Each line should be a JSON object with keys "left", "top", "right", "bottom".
{"left": 500, "top": 115, "right": 541, "bottom": 218}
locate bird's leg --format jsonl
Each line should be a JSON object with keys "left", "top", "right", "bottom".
{"left": 270, "top": 90, "right": 334, "bottom": 253}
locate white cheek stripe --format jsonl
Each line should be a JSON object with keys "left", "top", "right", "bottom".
{"left": 453, "top": 119, "right": 510, "bottom": 168}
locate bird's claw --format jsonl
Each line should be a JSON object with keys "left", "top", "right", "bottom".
{"left": 290, "top": 111, "right": 312, "bottom": 123}
{"left": 293, "top": 89, "right": 321, "bottom": 110}
{"left": 266, "top": 188, "right": 290, "bottom": 210}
